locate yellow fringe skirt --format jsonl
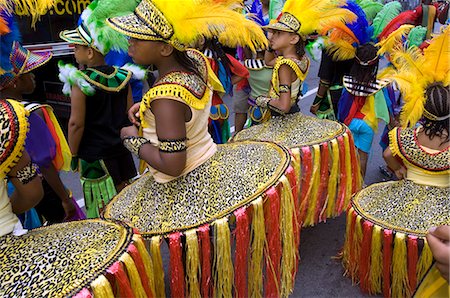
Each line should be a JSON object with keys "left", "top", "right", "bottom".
{"left": 104, "top": 141, "right": 301, "bottom": 297}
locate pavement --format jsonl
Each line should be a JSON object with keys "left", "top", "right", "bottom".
{"left": 60, "top": 58, "right": 391, "bottom": 297}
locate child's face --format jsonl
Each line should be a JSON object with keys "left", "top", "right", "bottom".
{"left": 268, "top": 30, "right": 297, "bottom": 51}
{"left": 128, "top": 38, "right": 161, "bottom": 66}
{"left": 73, "top": 44, "right": 90, "bottom": 65}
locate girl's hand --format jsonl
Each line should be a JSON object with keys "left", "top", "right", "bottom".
{"left": 128, "top": 102, "right": 141, "bottom": 126}
{"left": 121, "top": 125, "right": 139, "bottom": 139}
{"left": 426, "top": 226, "right": 450, "bottom": 282}
{"left": 394, "top": 166, "right": 407, "bottom": 179}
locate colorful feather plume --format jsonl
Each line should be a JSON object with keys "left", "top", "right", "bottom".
{"left": 388, "top": 27, "right": 450, "bottom": 127}
{"left": 152, "top": 0, "right": 267, "bottom": 52}
{"left": 0, "top": 9, "right": 20, "bottom": 74}
{"left": 281, "top": 0, "right": 357, "bottom": 36}
{"left": 407, "top": 26, "right": 427, "bottom": 48}
{"left": 376, "top": 24, "right": 414, "bottom": 56}
{"left": 0, "top": 0, "right": 53, "bottom": 26}
{"left": 377, "top": 9, "right": 421, "bottom": 41}
{"left": 371, "top": 1, "right": 402, "bottom": 40}
{"left": 80, "top": 0, "right": 139, "bottom": 54}
{"left": 249, "top": 0, "right": 265, "bottom": 26}
{"left": 356, "top": 0, "right": 383, "bottom": 22}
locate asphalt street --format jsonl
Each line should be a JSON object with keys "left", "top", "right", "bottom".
{"left": 60, "top": 58, "right": 390, "bottom": 297}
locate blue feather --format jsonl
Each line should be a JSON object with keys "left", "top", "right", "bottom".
{"left": 249, "top": 0, "right": 265, "bottom": 27}
{"left": 0, "top": 10, "right": 21, "bottom": 72}
{"left": 343, "top": 1, "right": 370, "bottom": 45}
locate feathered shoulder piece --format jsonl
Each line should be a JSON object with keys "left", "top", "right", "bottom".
{"left": 58, "top": 61, "right": 145, "bottom": 96}
{"left": 388, "top": 26, "right": 449, "bottom": 127}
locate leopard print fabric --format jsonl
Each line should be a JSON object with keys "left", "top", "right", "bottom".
{"left": 394, "top": 127, "right": 450, "bottom": 172}
{"left": 0, "top": 220, "right": 133, "bottom": 297}
{"left": 8, "top": 161, "right": 38, "bottom": 184}
{"left": 354, "top": 180, "right": 450, "bottom": 236}
{"left": 104, "top": 141, "right": 290, "bottom": 237}
{"left": 234, "top": 113, "right": 345, "bottom": 148}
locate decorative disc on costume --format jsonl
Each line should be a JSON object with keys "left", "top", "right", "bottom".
{"left": 0, "top": 219, "right": 154, "bottom": 297}
{"left": 343, "top": 181, "right": 450, "bottom": 297}
{"left": 234, "top": 113, "right": 362, "bottom": 226}
{"left": 0, "top": 99, "right": 29, "bottom": 179}
{"left": 104, "top": 141, "right": 301, "bottom": 297}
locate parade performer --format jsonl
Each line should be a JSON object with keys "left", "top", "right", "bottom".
{"left": 342, "top": 27, "right": 450, "bottom": 298}
{"left": 58, "top": 0, "right": 147, "bottom": 218}
{"left": 235, "top": 0, "right": 363, "bottom": 227}
{"left": 103, "top": 0, "right": 306, "bottom": 296}
{"left": 0, "top": 11, "right": 85, "bottom": 224}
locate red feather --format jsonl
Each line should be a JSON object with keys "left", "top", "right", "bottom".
{"left": 378, "top": 9, "right": 421, "bottom": 40}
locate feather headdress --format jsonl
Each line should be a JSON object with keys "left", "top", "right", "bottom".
{"left": 0, "top": 9, "right": 20, "bottom": 75}
{"left": 60, "top": 0, "right": 139, "bottom": 55}
{"left": 0, "top": 0, "right": 53, "bottom": 26}
{"left": 355, "top": 0, "right": 383, "bottom": 23}
{"left": 263, "top": 0, "right": 356, "bottom": 38}
{"left": 107, "top": 0, "right": 267, "bottom": 52}
{"left": 388, "top": 26, "right": 449, "bottom": 127}
{"left": 371, "top": 1, "right": 402, "bottom": 40}
{"left": 321, "top": 0, "right": 370, "bottom": 61}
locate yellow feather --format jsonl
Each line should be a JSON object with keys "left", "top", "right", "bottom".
{"left": 325, "top": 39, "right": 356, "bottom": 61}
{"left": 376, "top": 24, "right": 414, "bottom": 56}
{"left": 423, "top": 26, "right": 450, "bottom": 84}
{"left": 1, "top": 0, "right": 53, "bottom": 26}
{"left": 152, "top": 0, "right": 267, "bottom": 52}
{"left": 281, "top": 0, "right": 356, "bottom": 36}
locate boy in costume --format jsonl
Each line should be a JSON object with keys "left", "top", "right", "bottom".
{"left": 59, "top": 0, "right": 146, "bottom": 218}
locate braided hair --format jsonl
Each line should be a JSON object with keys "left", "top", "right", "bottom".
{"left": 349, "top": 43, "right": 379, "bottom": 90}
{"left": 423, "top": 83, "right": 450, "bottom": 143}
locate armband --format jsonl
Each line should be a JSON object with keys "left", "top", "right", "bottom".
{"left": 123, "top": 136, "right": 150, "bottom": 157}
{"left": 8, "top": 161, "right": 38, "bottom": 184}
{"left": 158, "top": 138, "right": 187, "bottom": 153}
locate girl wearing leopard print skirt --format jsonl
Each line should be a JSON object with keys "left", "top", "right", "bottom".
{"left": 342, "top": 28, "right": 449, "bottom": 297}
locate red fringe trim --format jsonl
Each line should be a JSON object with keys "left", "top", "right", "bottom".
{"left": 317, "top": 142, "right": 330, "bottom": 223}
{"left": 106, "top": 261, "right": 134, "bottom": 298}
{"left": 359, "top": 220, "right": 373, "bottom": 293}
{"left": 73, "top": 288, "right": 92, "bottom": 298}
{"left": 264, "top": 186, "right": 281, "bottom": 298}
{"left": 128, "top": 243, "right": 153, "bottom": 297}
{"left": 286, "top": 166, "right": 301, "bottom": 273}
{"left": 383, "top": 229, "right": 393, "bottom": 298}
{"left": 336, "top": 136, "right": 347, "bottom": 214}
{"left": 348, "top": 210, "right": 358, "bottom": 277}
{"left": 299, "top": 146, "right": 313, "bottom": 224}
{"left": 347, "top": 131, "right": 359, "bottom": 194}
{"left": 407, "top": 235, "right": 418, "bottom": 293}
{"left": 169, "top": 232, "right": 185, "bottom": 298}
{"left": 198, "top": 225, "right": 212, "bottom": 298}
{"left": 234, "top": 207, "right": 250, "bottom": 298}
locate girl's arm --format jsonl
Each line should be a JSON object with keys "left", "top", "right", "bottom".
{"left": 9, "top": 152, "right": 43, "bottom": 214}
{"left": 264, "top": 49, "right": 277, "bottom": 66}
{"left": 122, "top": 99, "right": 189, "bottom": 177}
{"left": 267, "top": 64, "right": 294, "bottom": 113}
{"left": 68, "top": 86, "right": 86, "bottom": 156}
{"left": 383, "top": 147, "right": 406, "bottom": 179}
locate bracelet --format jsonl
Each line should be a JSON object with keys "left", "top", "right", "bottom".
{"left": 268, "top": 103, "right": 286, "bottom": 115}
{"left": 158, "top": 138, "right": 187, "bottom": 153}
{"left": 279, "top": 84, "right": 291, "bottom": 93}
{"left": 8, "top": 161, "right": 38, "bottom": 184}
{"left": 255, "top": 96, "right": 271, "bottom": 108}
{"left": 312, "top": 94, "right": 324, "bottom": 105}
{"left": 123, "top": 136, "right": 150, "bottom": 157}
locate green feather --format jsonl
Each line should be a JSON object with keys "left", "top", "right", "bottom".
{"left": 84, "top": 0, "right": 140, "bottom": 54}
{"left": 358, "top": 0, "right": 384, "bottom": 22}
{"left": 408, "top": 26, "right": 427, "bottom": 48}
{"left": 371, "top": 1, "right": 402, "bottom": 39}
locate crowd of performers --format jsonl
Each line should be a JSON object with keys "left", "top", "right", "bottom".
{"left": 0, "top": 0, "right": 449, "bottom": 296}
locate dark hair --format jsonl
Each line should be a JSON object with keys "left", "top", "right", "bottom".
{"left": 205, "top": 36, "right": 232, "bottom": 79}
{"left": 422, "top": 83, "right": 449, "bottom": 143}
{"left": 349, "top": 43, "right": 379, "bottom": 88}
{"left": 295, "top": 36, "right": 305, "bottom": 57}
{"left": 173, "top": 49, "right": 206, "bottom": 83}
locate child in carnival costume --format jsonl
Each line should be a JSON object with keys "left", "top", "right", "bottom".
{"left": 0, "top": 10, "right": 85, "bottom": 225}
{"left": 252, "top": 0, "right": 356, "bottom": 121}
{"left": 342, "top": 26, "right": 449, "bottom": 298}
{"left": 59, "top": 0, "right": 146, "bottom": 218}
